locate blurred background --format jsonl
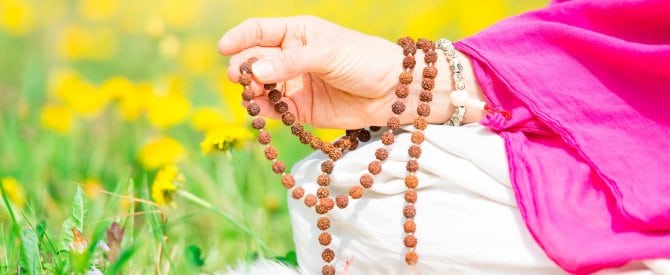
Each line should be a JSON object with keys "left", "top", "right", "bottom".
{"left": 0, "top": 0, "right": 546, "bottom": 273}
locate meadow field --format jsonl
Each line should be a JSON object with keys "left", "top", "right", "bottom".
{"left": 0, "top": 0, "right": 546, "bottom": 273}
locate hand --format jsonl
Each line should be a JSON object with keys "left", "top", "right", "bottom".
{"left": 219, "top": 16, "right": 483, "bottom": 129}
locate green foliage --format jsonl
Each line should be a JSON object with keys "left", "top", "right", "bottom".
{"left": 20, "top": 228, "right": 40, "bottom": 274}
{"left": 185, "top": 245, "right": 206, "bottom": 267}
{"left": 61, "top": 186, "right": 88, "bottom": 251}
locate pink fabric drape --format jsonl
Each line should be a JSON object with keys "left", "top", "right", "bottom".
{"left": 455, "top": 0, "right": 670, "bottom": 273}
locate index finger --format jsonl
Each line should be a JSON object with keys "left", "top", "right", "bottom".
{"left": 218, "top": 17, "right": 289, "bottom": 55}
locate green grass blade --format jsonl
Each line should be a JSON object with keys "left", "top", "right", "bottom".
{"left": 20, "top": 228, "right": 40, "bottom": 275}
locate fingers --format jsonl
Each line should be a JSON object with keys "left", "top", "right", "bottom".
{"left": 244, "top": 95, "right": 299, "bottom": 123}
{"left": 251, "top": 45, "right": 329, "bottom": 83}
{"left": 218, "top": 17, "right": 290, "bottom": 55}
{"left": 228, "top": 46, "right": 282, "bottom": 97}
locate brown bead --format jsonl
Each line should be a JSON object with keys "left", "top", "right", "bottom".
{"left": 238, "top": 73, "right": 253, "bottom": 86}
{"left": 281, "top": 112, "right": 296, "bottom": 126}
{"left": 404, "top": 235, "right": 418, "bottom": 248}
{"left": 334, "top": 138, "right": 351, "bottom": 150}
{"left": 359, "top": 174, "right": 374, "bottom": 189}
{"left": 258, "top": 131, "right": 271, "bottom": 145}
{"left": 310, "top": 137, "right": 323, "bottom": 150}
{"left": 241, "top": 89, "right": 254, "bottom": 101}
{"left": 395, "top": 85, "right": 409, "bottom": 98}
{"left": 403, "top": 204, "right": 416, "bottom": 218}
{"left": 421, "top": 78, "right": 435, "bottom": 90}
{"left": 264, "top": 146, "right": 278, "bottom": 160}
{"left": 392, "top": 100, "right": 406, "bottom": 115}
{"left": 322, "top": 248, "right": 335, "bottom": 263}
{"left": 369, "top": 126, "right": 382, "bottom": 132}
{"left": 268, "top": 89, "right": 282, "bottom": 103}
{"left": 358, "top": 129, "right": 371, "bottom": 142}
{"left": 315, "top": 203, "right": 328, "bottom": 214}
{"left": 320, "top": 197, "right": 334, "bottom": 210}
{"left": 322, "top": 265, "right": 335, "bottom": 275}
{"left": 404, "top": 220, "right": 416, "bottom": 233}
{"left": 318, "top": 232, "right": 332, "bottom": 246}
{"left": 281, "top": 174, "right": 295, "bottom": 189}
{"left": 299, "top": 132, "right": 312, "bottom": 145}
{"left": 408, "top": 145, "right": 422, "bottom": 158}
{"left": 348, "top": 139, "right": 359, "bottom": 150}
{"left": 291, "top": 124, "right": 304, "bottom": 136}
{"left": 397, "top": 37, "right": 414, "bottom": 46}
{"left": 304, "top": 194, "right": 317, "bottom": 207}
{"left": 402, "top": 43, "right": 417, "bottom": 56}
{"left": 417, "top": 103, "right": 431, "bottom": 117}
{"left": 335, "top": 194, "right": 349, "bottom": 208}
{"left": 387, "top": 116, "right": 400, "bottom": 130}
{"left": 317, "top": 217, "right": 331, "bottom": 230}
{"left": 368, "top": 161, "right": 382, "bottom": 175}
{"left": 375, "top": 148, "right": 389, "bottom": 161}
{"left": 406, "top": 159, "right": 419, "bottom": 173}
{"left": 405, "top": 175, "right": 418, "bottom": 189}
{"left": 419, "top": 91, "right": 433, "bottom": 102}
{"left": 413, "top": 117, "right": 428, "bottom": 130}
{"left": 239, "top": 60, "right": 253, "bottom": 73}
{"left": 252, "top": 117, "right": 266, "bottom": 130}
{"left": 317, "top": 187, "right": 329, "bottom": 199}
{"left": 321, "top": 160, "right": 334, "bottom": 173}
{"left": 327, "top": 150, "right": 342, "bottom": 161}
{"left": 399, "top": 71, "right": 413, "bottom": 85}
{"left": 274, "top": 101, "right": 289, "bottom": 114}
{"left": 349, "top": 186, "right": 363, "bottom": 199}
{"left": 405, "top": 189, "right": 418, "bottom": 203}
{"left": 381, "top": 131, "right": 395, "bottom": 145}
{"left": 271, "top": 160, "right": 285, "bottom": 174}
{"left": 247, "top": 103, "right": 261, "bottom": 116}
{"left": 423, "top": 66, "right": 437, "bottom": 79}
{"left": 317, "top": 174, "right": 331, "bottom": 186}
{"left": 291, "top": 187, "right": 305, "bottom": 200}
{"left": 411, "top": 131, "right": 424, "bottom": 144}
{"left": 405, "top": 252, "right": 419, "bottom": 265}
{"left": 424, "top": 50, "right": 438, "bottom": 64}
{"left": 403, "top": 56, "right": 416, "bottom": 69}
{"left": 264, "top": 83, "right": 277, "bottom": 90}
{"left": 417, "top": 38, "right": 435, "bottom": 51}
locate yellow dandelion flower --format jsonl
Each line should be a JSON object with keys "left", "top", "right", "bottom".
{"left": 82, "top": 178, "right": 102, "bottom": 199}
{"left": 49, "top": 69, "right": 109, "bottom": 117}
{"left": 40, "top": 104, "right": 73, "bottom": 134}
{"left": 79, "top": 0, "right": 117, "bottom": 21}
{"left": 191, "top": 107, "right": 227, "bottom": 132}
{"left": 200, "top": 127, "right": 251, "bottom": 155}
{"left": 118, "top": 82, "right": 151, "bottom": 121}
{"left": 99, "top": 76, "right": 133, "bottom": 102}
{"left": 151, "top": 165, "right": 184, "bottom": 207}
{"left": 179, "top": 38, "right": 216, "bottom": 74}
{"left": 58, "top": 25, "right": 116, "bottom": 60}
{"left": 139, "top": 137, "right": 186, "bottom": 170}
{"left": 146, "top": 91, "right": 190, "bottom": 129}
{"left": 0, "top": 0, "right": 35, "bottom": 35}
{"left": 1, "top": 177, "right": 25, "bottom": 208}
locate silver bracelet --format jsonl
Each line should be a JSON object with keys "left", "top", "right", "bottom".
{"left": 437, "top": 38, "right": 468, "bottom": 126}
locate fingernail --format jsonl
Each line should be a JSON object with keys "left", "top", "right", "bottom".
{"left": 252, "top": 60, "right": 273, "bottom": 79}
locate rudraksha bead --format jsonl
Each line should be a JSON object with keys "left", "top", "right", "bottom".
{"left": 397, "top": 37, "right": 414, "bottom": 46}
{"left": 291, "top": 187, "right": 305, "bottom": 200}
{"left": 317, "top": 217, "right": 331, "bottom": 230}
{"left": 327, "top": 150, "right": 342, "bottom": 161}
{"left": 258, "top": 131, "right": 271, "bottom": 145}
{"left": 405, "top": 175, "right": 418, "bottom": 189}
{"left": 422, "top": 66, "right": 437, "bottom": 79}
{"left": 291, "top": 124, "right": 304, "bottom": 136}
{"left": 392, "top": 101, "right": 406, "bottom": 115}
{"left": 405, "top": 189, "right": 417, "bottom": 203}
{"left": 419, "top": 91, "right": 433, "bottom": 102}
{"left": 320, "top": 197, "right": 334, "bottom": 210}
{"left": 359, "top": 174, "right": 374, "bottom": 188}
{"left": 404, "top": 220, "right": 416, "bottom": 233}
{"left": 421, "top": 78, "right": 435, "bottom": 90}
{"left": 264, "top": 83, "right": 277, "bottom": 90}
{"left": 387, "top": 116, "right": 400, "bottom": 130}
{"left": 404, "top": 235, "right": 418, "bottom": 248}
{"left": 321, "top": 142, "right": 336, "bottom": 155}
{"left": 281, "top": 112, "right": 296, "bottom": 126}
{"left": 274, "top": 101, "right": 289, "bottom": 114}
{"left": 368, "top": 161, "right": 382, "bottom": 175}
{"left": 411, "top": 131, "right": 424, "bottom": 144}
{"left": 304, "top": 194, "right": 317, "bottom": 207}
{"left": 322, "top": 265, "right": 335, "bottom": 275}
{"left": 402, "top": 44, "right": 417, "bottom": 56}
{"left": 395, "top": 85, "right": 409, "bottom": 98}
{"left": 242, "top": 89, "right": 254, "bottom": 101}
{"left": 315, "top": 204, "right": 328, "bottom": 214}
{"left": 299, "top": 132, "right": 311, "bottom": 145}
{"left": 247, "top": 103, "right": 261, "bottom": 116}
{"left": 358, "top": 129, "right": 371, "bottom": 142}
{"left": 321, "top": 160, "right": 334, "bottom": 173}
{"left": 316, "top": 187, "right": 329, "bottom": 199}
{"left": 271, "top": 160, "right": 285, "bottom": 174}
{"left": 319, "top": 232, "right": 332, "bottom": 246}
{"left": 252, "top": 117, "right": 266, "bottom": 130}
{"left": 349, "top": 186, "right": 363, "bottom": 199}
{"left": 413, "top": 117, "right": 428, "bottom": 130}
{"left": 381, "top": 131, "right": 395, "bottom": 145}
{"left": 335, "top": 194, "right": 349, "bottom": 208}
{"left": 405, "top": 252, "right": 419, "bottom": 265}
{"left": 238, "top": 73, "right": 253, "bottom": 85}
{"left": 310, "top": 137, "right": 324, "bottom": 150}
{"left": 334, "top": 138, "right": 351, "bottom": 150}
{"left": 408, "top": 145, "right": 422, "bottom": 158}
{"left": 417, "top": 103, "right": 431, "bottom": 117}
{"left": 281, "top": 174, "right": 295, "bottom": 189}
{"left": 375, "top": 148, "right": 389, "bottom": 161}
{"left": 403, "top": 204, "right": 416, "bottom": 219}
{"left": 322, "top": 248, "right": 335, "bottom": 263}
{"left": 317, "top": 174, "right": 331, "bottom": 186}
{"left": 406, "top": 159, "right": 419, "bottom": 173}
{"left": 239, "top": 62, "right": 252, "bottom": 74}
{"left": 424, "top": 50, "right": 438, "bottom": 64}
{"left": 403, "top": 56, "right": 416, "bottom": 69}
{"left": 264, "top": 146, "right": 278, "bottom": 160}
{"left": 268, "top": 89, "right": 282, "bottom": 103}
{"left": 399, "top": 71, "right": 413, "bottom": 85}
{"left": 348, "top": 139, "right": 359, "bottom": 150}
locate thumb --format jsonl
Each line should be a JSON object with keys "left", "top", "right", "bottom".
{"left": 251, "top": 46, "right": 327, "bottom": 83}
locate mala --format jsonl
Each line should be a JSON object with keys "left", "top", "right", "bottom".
{"left": 238, "top": 37, "right": 456, "bottom": 275}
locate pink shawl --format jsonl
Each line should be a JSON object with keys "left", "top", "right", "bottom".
{"left": 455, "top": 0, "right": 670, "bottom": 273}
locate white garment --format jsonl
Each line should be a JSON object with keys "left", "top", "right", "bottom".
{"left": 288, "top": 124, "right": 664, "bottom": 275}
